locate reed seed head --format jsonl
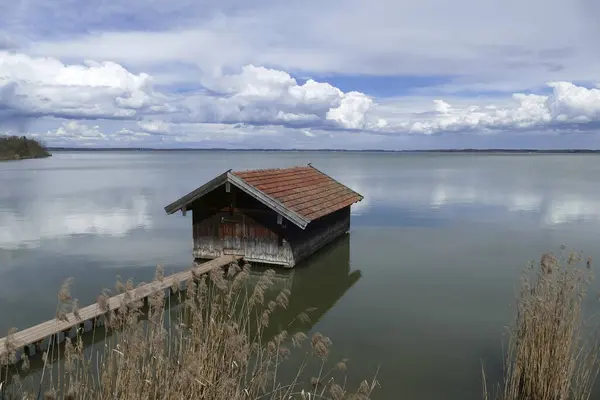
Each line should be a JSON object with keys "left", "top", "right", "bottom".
{"left": 155, "top": 264, "right": 165, "bottom": 282}
{"left": 4, "top": 263, "right": 375, "bottom": 399}
{"left": 58, "top": 277, "right": 74, "bottom": 303}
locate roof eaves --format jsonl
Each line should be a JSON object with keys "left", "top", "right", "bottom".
{"left": 164, "top": 171, "right": 230, "bottom": 214}
{"left": 227, "top": 171, "right": 310, "bottom": 229}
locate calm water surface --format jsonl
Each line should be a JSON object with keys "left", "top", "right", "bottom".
{"left": 2, "top": 151, "right": 600, "bottom": 399}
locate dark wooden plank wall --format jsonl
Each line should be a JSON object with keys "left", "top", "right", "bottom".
{"left": 191, "top": 186, "right": 295, "bottom": 265}
{"left": 190, "top": 185, "right": 352, "bottom": 267}
{"left": 288, "top": 207, "right": 351, "bottom": 265}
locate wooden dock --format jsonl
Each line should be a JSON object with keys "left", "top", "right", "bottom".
{"left": 0, "top": 255, "right": 241, "bottom": 364}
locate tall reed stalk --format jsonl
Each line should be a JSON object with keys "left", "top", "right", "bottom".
{"left": 484, "top": 249, "right": 600, "bottom": 400}
{"left": 1, "top": 262, "right": 379, "bottom": 399}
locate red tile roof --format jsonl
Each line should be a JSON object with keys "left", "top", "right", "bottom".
{"left": 232, "top": 166, "right": 363, "bottom": 222}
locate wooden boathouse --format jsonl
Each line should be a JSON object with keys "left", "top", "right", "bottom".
{"left": 164, "top": 165, "right": 363, "bottom": 267}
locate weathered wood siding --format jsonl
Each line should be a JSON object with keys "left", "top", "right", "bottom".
{"left": 191, "top": 186, "right": 294, "bottom": 266}
{"left": 193, "top": 210, "right": 294, "bottom": 265}
{"left": 287, "top": 206, "right": 351, "bottom": 266}
{"left": 190, "top": 184, "right": 352, "bottom": 267}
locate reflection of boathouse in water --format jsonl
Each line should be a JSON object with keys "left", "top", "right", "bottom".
{"left": 252, "top": 234, "right": 362, "bottom": 338}
{"left": 164, "top": 165, "right": 363, "bottom": 267}
{"left": 7, "top": 236, "right": 361, "bottom": 379}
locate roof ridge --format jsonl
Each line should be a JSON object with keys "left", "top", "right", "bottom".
{"left": 232, "top": 165, "right": 310, "bottom": 174}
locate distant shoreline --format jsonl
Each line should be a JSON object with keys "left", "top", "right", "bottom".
{"left": 0, "top": 136, "right": 51, "bottom": 161}
{"left": 47, "top": 147, "right": 600, "bottom": 154}
{"left": 0, "top": 154, "right": 52, "bottom": 161}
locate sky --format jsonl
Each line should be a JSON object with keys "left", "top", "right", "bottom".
{"left": 1, "top": 0, "right": 600, "bottom": 149}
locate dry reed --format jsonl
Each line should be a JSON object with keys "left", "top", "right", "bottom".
{"left": 484, "top": 248, "right": 600, "bottom": 400}
{"left": 1, "top": 262, "right": 379, "bottom": 399}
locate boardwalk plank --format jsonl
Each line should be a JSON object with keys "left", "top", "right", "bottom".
{"left": 0, "top": 255, "right": 240, "bottom": 361}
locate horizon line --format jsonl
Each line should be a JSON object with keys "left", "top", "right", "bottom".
{"left": 45, "top": 147, "right": 600, "bottom": 153}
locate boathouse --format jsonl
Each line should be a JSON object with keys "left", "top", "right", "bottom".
{"left": 164, "top": 165, "right": 363, "bottom": 267}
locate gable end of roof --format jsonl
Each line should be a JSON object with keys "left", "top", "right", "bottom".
{"left": 164, "top": 171, "right": 229, "bottom": 214}
{"left": 163, "top": 170, "right": 310, "bottom": 229}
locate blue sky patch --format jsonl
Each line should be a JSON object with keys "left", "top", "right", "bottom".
{"left": 297, "top": 74, "right": 457, "bottom": 98}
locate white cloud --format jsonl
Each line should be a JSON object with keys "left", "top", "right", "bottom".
{"left": 198, "top": 65, "right": 379, "bottom": 129}
{"left": 326, "top": 92, "right": 374, "bottom": 129}
{"left": 20, "top": 75, "right": 600, "bottom": 148}
{"left": 546, "top": 82, "right": 600, "bottom": 122}
{"left": 32, "top": 120, "right": 167, "bottom": 146}
{"left": 377, "top": 82, "right": 600, "bottom": 135}
{"left": 0, "top": 53, "right": 381, "bottom": 134}
{"left": 3, "top": 0, "right": 600, "bottom": 147}
{"left": 0, "top": 51, "right": 164, "bottom": 122}
{"left": 23, "top": 0, "right": 600, "bottom": 92}
{"left": 46, "top": 121, "right": 107, "bottom": 140}
{"left": 138, "top": 120, "right": 170, "bottom": 134}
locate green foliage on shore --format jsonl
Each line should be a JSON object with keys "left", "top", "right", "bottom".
{"left": 0, "top": 135, "right": 50, "bottom": 161}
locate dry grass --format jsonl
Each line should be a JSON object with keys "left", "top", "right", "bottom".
{"left": 1, "top": 262, "right": 379, "bottom": 399}
{"left": 484, "top": 248, "right": 600, "bottom": 400}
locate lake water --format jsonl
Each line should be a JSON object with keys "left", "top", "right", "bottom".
{"left": 2, "top": 151, "right": 600, "bottom": 399}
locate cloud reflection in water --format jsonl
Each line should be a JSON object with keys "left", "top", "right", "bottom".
{"left": 339, "top": 165, "right": 600, "bottom": 227}
{"left": 0, "top": 195, "right": 152, "bottom": 249}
